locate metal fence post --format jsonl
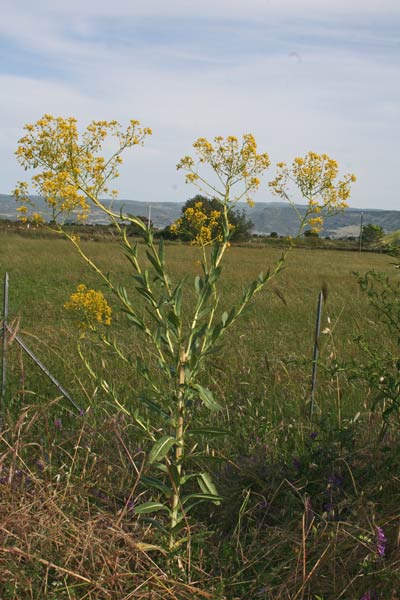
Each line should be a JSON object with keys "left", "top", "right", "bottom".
{"left": 1, "top": 272, "right": 9, "bottom": 407}
{"left": 309, "top": 289, "right": 324, "bottom": 420}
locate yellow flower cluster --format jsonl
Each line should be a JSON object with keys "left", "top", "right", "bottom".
{"left": 15, "top": 203, "right": 45, "bottom": 224}
{"left": 171, "top": 202, "right": 223, "bottom": 247}
{"left": 14, "top": 115, "right": 152, "bottom": 223}
{"left": 269, "top": 151, "right": 356, "bottom": 232}
{"left": 177, "top": 134, "right": 270, "bottom": 206}
{"left": 64, "top": 284, "right": 112, "bottom": 328}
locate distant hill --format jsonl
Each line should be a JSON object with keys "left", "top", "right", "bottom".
{"left": 1, "top": 194, "right": 399, "bottom": 238}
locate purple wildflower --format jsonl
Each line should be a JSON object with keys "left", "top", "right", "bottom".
{"left": 360, "top": 591, "right": 378, "bottom": 600}
{"left": 309, "top": 431, "right": 318, "bottom": 441}
{"left": 54, "top": 418, "right": 62, "bottom": 431}
{"left": 376, "top": 526, "right": 387, "bottom": 558}
{"left": 292, "top": 458, "right": 301, "bottom": 473}
{"left": 328, "top": 472, "right": 344, "bottom": 489}
{"left": 127, "top": 498, "right": 135, "bottom": 511}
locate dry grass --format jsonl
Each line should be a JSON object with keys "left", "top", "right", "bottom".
{"left": 0, "top": 405, "right": 215, "bottom": 600}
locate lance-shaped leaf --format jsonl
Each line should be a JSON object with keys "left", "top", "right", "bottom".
{"left": 145, "top": 250, "right": 164, "bottom": 277}
{"left": 158, "top": 236, "right": 165, "bottom": 266}
{"left": 207, "top": 265, "right": 222, "bottom": 285}
{"left": 182, "top": 492, "right": 223, "bottom": 507}
{"left": 193, "top": 384, "right": 222, "bottom": 411}
{"left": 140, "top": 475, "right": 172, "bottom": 496}
{"left": 172, "top": 282, "right": 183, "bottom": 317}
{"left": 198, "top": 472, "right": 219, "bottom": 498}
{"left": 134, "top": 501, "right": 170, "bottom": 515}
{"left": 125, "top": 312, "right": 146, "bottom": 331}
{"left": 117, "top": 284, "right": 132, "bottom": 308}
{"left": 194, "top": 275, "right": 203, "bottom": 295}
{"left": 136, "top": 287, "right": 158, "bottom": 308}
{"left": 148, "top": 435, "right": 177, "bottom": 464}
{"left": 189, "top": 427, "right": 231, "bottom": 437}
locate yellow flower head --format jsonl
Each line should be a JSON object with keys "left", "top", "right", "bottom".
{"left": 64, "top": 284, "right": 112, "bottom": 329}
{"left": 177, "top": 133, "right": 270, "bottom": 206}
{"left": 13, "top": 115, "right": 151, "bottom": 224}
{"left": 171, "top": 201, "right": 224, "bottom": 247}
{"left": 269, "top": 151, "right": 356, "bottom": 231}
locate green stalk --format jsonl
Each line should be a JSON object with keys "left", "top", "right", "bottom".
{"left": 169, "top": 347, "right": 186, "bottom": 550}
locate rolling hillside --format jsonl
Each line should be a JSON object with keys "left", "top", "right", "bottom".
{"left": 1, "top": 194, "right": 399, "bottom": 237}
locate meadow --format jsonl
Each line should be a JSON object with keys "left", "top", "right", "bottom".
{"left": 1, "top": 234, "right": 394, "bottom": 429}
{"left": 1, "top": 232, "right": 399, "bottom": 599}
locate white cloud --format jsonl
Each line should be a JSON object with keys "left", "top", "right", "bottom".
{"left": 4, "top": 0, "right": 400, "bottom": 21}
{"left": 0, "top": 0, "right": 399, "bottom": 209}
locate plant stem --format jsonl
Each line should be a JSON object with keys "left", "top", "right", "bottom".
{"left": 169, "top": 347, "right": 186, "bottom": 549}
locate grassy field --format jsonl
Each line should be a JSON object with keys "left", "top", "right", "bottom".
{"left": 0, "top": 234, "right": 393, "bottom": 418}
{"left": 1, "top": 233, "right": 399, "bottom": 599}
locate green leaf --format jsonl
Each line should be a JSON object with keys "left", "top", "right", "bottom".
{"left": 207, "top": 265, "right": 222, "bottom": 285}
{"left": 211, "top": 322, "right": 223, "bottom": 343}
{"left": 148, "top": 435, "right": 177, "bottom": 464}
{"left": 140, "top": 517, "right": 169, "bottom": 535}
{"left": 145, "top": 250, "right": 163, "bottom": 277}
{"left": 167, "top": 464, "right": 181, "bottom": 488}
{"left": 182, "top": 493, "right": 223, "bottom": 506}
{"left": 136, "top": 287, "right": 158, "bottom": 308}
{"left": 189, "top": 427, "right": 230, "bottom": 437}
{"left": 198, "top": 472, "right": 219, "bottom": 498}
{"left": 125, "top": 312, "right": 146, "bottom": 330}
{"left": 170, "top": 520, "right": 188, "bottom": 536}
{"left": 167, "top": 310, "right": 180, "bottom": 332}
{"left": 158, "top": 237, "right": 165, "bottom": 267}
{"left": 210, "top": 243, "right": 219, "bottom": 267}
{"left": 193, "top": 384, "right": 222, "bottom": 411}
{"left": 140, "top": 475, "right": 172, "bottom": 496}
{"left": 117, "top": 285, "right": 131, "bottom": 307}
{"left": 197, "top": 306, "right": 212, "bottom": 321}
{"left": 223, "top": 307, "right": 236, "bottom": 328}
{"left": 172, "top": 282, "right": 183, "bottom": 317}
{"left": 140, "top": 394, "right": 168, "bottom": 417}
{"left": 134, "top": 501, "right": 170, "bottom": 515}
{"left": 194, "top": 275, "right": 203, "bottom": 295}
{"left": 154, "top": 463, "right": 169, "bottom": 474}
{"left": 199, "top": 284, "right": 212, "bottom": 304}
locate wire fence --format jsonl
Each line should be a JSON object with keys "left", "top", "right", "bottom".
{"left": 2, "top": 271, "right": 326, "bottom": 425}
{"left": 1, "top": 272, "right": 82, "bottom": 418}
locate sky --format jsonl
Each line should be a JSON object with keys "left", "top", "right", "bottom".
{"left": 0, "top": 0, "right": 399, "bottom": 209}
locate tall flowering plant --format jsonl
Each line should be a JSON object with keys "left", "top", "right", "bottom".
{"left": 13, "top": 118, "right": 355, "bottom": 549}
{"left": 269, "top": 152, "right": 356, "bottom": 233}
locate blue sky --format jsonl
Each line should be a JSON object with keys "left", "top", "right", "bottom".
{"left": 1, "top": 0, "right": 399, "bottom": 209}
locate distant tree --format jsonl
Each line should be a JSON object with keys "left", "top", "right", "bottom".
{"left": 304, "top": 229, "right": 319, "bottom": 238}
{"left": 269, "top": 231, "right": 279, "bottom": 238}
{"left": 173, "top": 195, "right": 253, "bottom": 242}
{"left": 361, "top": 224, "right": 385, "bottom": 246}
